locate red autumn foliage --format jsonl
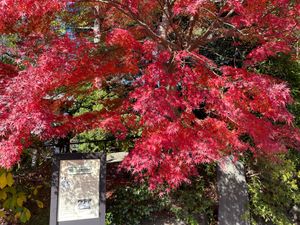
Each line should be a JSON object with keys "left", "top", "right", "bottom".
{"left": 0, "top": 0, "right": 299, "bottom": 188}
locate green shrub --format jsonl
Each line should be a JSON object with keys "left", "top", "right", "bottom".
{"left": 106, "top": 184, "right": 168, "bottom": 225}
{"left": 0, "top": 168, "right": 45, "bottom": 224}
{"left": 169, "top": 163, "right": 217, "bottom": 225}
{"left": 246, "top": 150, "right": 300, "bottom": 225}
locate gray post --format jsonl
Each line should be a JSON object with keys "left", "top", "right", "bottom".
{"left": 217, "top": 156, "right": 250, "bottom": 225}
{"left": 31, "top": 149, "right": 38, "bottom": 167}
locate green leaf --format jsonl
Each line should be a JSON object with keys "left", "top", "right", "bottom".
{"left": 0, "top": 189, "right": 7, "bottom": 200}
{"left": 20, "top": 208, "right": 31, "bottom": 223}
{"left": 6, "top": 173, "right": 14, "bottom": 187}
{"left": 33, "top": 188, "right": 38, "bottom": 196}
{"left": 3, "top": 195, "right": 16, "bottom": 210}
{"left": 36, "top": 200, "right": 44, "bottom": 208}
{"left": 17, "top": 192, "right": 27, "bottom": 207}
{"left": 0, "top": 172, "right": 7, "bottom": 189}
{"left": 15, "top": 211, "right": 21, "bottom": 219}
{"left": 0, "top": 210, "right": 5, "bottom": 218}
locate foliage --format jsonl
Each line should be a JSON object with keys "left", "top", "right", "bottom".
{"left": 106, "top": 184, "right": 168, "bottom": 225}
{"left": 0, "top": 168, "right": 44, "bottom": 224}
{"left": 246, "top": 150, "right": 300, "bottom": 225}
{"left": 105, "top": 164, "right": 217, "bottom": 225}
{"left": 245, "top": 47, "right": 300, "bottom": 225}
{"left": 168, "top": 164, "right": 217, "bottom": 225}
{"left": 255, "top": 55, "right": 300, "bottom": 126}
{"left": 0, "top": 0, "right": 299, "bottom": 189}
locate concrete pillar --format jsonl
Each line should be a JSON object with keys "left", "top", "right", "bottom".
{"left": 217, "top": 156, "right": 250, "bottom": 225}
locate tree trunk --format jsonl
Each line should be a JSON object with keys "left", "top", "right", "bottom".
{"left": 93, "top": 5, "right": 101, "bottom": 43}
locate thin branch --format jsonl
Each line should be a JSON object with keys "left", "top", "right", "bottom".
{"left": 90, "top": 0, "right": 178, "bottom": 50}
{"left": 188, "top": 26, "right": 214, "bottom": 51}
{"left": 156, "top": 0, "right": 184, "bottom": 48}
{"left": 187, "top": 13, "right": 199, "bottom": 43}
{"left": 188, "top": 7, "right": 246, "bottom": 51}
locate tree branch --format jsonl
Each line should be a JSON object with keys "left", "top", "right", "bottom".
{"left": 92, "top": 0, "right": 178, "bottom": 50}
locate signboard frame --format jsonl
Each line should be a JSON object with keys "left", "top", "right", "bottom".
{"left": 49, "top": 152, "right": 106, "bottom": 225}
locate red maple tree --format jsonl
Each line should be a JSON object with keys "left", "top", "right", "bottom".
{"left": 0, "top": 0, "right": 299, "bottom": 188}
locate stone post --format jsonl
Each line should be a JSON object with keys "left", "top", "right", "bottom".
{"left": 217, "top": 156, "right": 250, "bottom": 225}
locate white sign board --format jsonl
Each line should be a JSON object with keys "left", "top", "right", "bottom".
{"left": 58, "top": 159, "right": 100, "bottom": 222}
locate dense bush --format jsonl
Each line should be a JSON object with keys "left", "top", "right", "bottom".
{"left": 245, "top": 55, "right": 300, "bottom": 225}
{"left": 168, "top": 164, "right": 217, "bottom": 225}
{"left": 105, "top": 164, "right": 218, "bottom": 225}
{"left": 106, "top": 184, "right": 168, "bottom": 225}
{"left": 0, "top": 168, "right": 45, "bottom": 224}
{"left": 246, "top": 150, "right": 300, "bottom": 225}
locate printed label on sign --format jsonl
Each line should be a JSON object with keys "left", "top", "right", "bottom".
{"left": 57, "top": 159, "right": 100, "bottom": 222}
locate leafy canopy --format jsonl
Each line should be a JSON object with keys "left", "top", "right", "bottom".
{"left": 0, "top": 0, "right": 299, "bottom": 188}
